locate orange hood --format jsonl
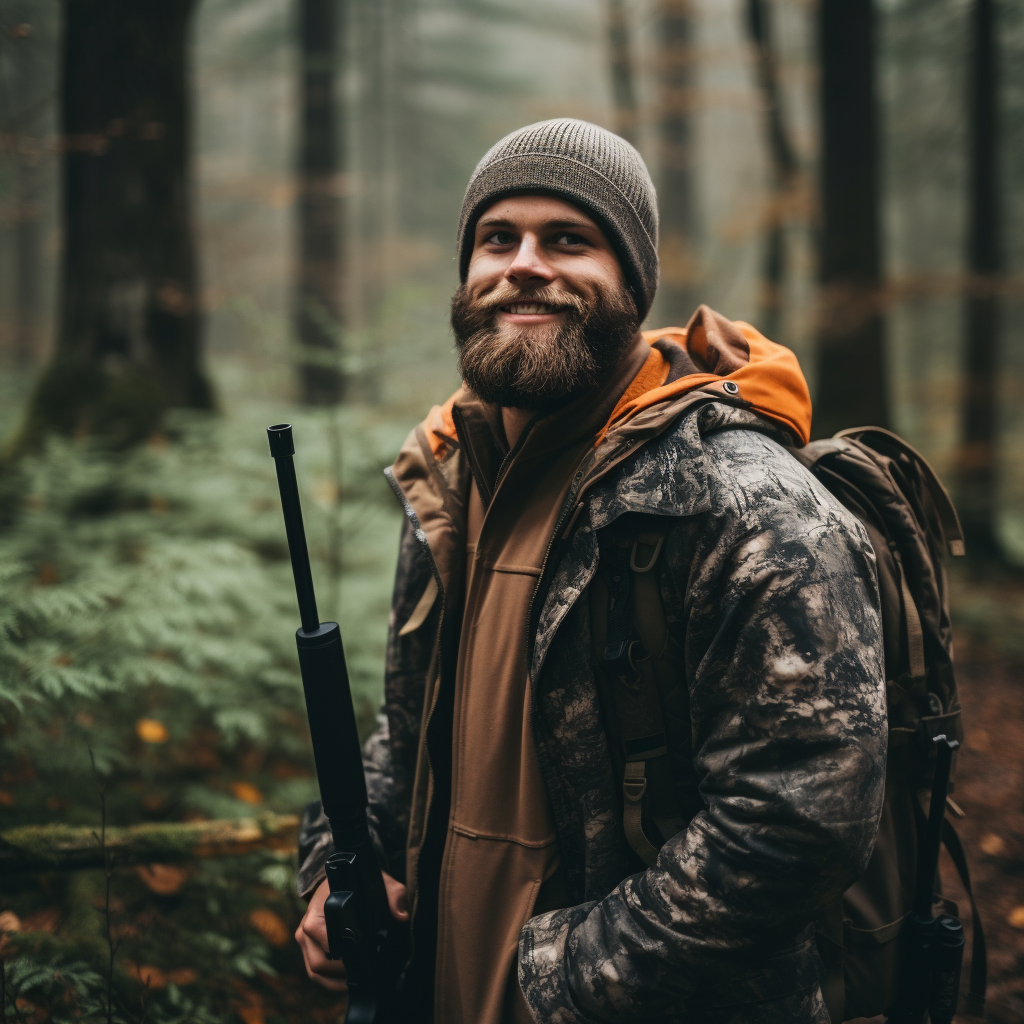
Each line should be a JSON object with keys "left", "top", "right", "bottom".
{"left": 422, "top": 304, "right": 812, "bottom": 458}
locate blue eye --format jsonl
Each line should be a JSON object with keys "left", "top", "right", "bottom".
{"left": 555, "top": 232, "right": 587, "bottom": 246}
{"left": 488, "top": 231, "right": 515, "bottom": 245}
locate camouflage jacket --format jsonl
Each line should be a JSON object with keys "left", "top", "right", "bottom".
{"left": 298, "top": 400, "right": 887, "bottom": 1024}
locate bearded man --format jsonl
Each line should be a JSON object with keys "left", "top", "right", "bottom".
{"left": 294, "top": 119, "right": 887, "bottom": 1024}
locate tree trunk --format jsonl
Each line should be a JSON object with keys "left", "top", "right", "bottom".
{"left": 745, "top": 0, "right": 798, "bottom": 343}
{"left": 958, "top": 0, "right": 1003, "bottom": 559}
{"left": 295, "top": 0, "right": 345, "bottom": 406}
{"left": 21, "top": 0, "right": 211, "bottom": 449}
{"left": 814, "top": 0, "right": 888, "bottom": 438}
{"left": 656, "top": 0, "right": 698, "bottom": 326}
{"left": 14, "top": 144, "right": 43, "bottom": 368}
{"left": 607, "top": 0, "right": 639, "bottom": 146}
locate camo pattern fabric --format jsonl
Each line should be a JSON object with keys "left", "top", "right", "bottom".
{"left": 297, "top": 403, "right": 888, "bottom": 1022}
{"left": 518, "top": 420, "right": 886, "bottom": 1022}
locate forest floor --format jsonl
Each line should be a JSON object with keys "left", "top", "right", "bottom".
{"left": 940, "top": 565, "right": 1024, "bottom": 1023}
{"left": 942, "top": 653, "right": 1024, "bottom": 1022}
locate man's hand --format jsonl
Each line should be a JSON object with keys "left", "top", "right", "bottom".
{"left": 295, "top": 871, "right": 410, "bottom": 992}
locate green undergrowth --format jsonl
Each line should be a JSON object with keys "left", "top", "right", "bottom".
{"left": 0, "top": 403, "right": 406, "bottom": 1022}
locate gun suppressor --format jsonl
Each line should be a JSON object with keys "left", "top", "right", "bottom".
{"left": 268, "top": 423, "right": 405, "bottom": 1024}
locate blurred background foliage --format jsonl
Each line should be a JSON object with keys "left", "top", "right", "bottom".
{"left": 0, "top": 0, "right": 1022, "bottom": 1020}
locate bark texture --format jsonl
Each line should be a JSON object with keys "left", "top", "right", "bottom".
{"left": 23, "top": 0, "right": 211, "bottom": 448}
{"left": 295, "top": 0, "right": 346, "bottom": 406}
{"left": 958, "top": 0, "right": 1003, "bottom": 558}
{"left": 814, "top": 0, "right": 888, "bottom": 438}
{"left": 746, "top": 0, "right": 799, "bottom": 342}
{"left": 656, "top": 0, "right": 698, "bottom": 326}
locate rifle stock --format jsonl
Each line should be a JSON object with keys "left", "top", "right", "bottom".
{"left": 268, "top": 423, "right": 406, "bottom": 1024}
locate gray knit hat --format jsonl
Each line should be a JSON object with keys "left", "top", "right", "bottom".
{"left": 457, "top": 118, "right": 659, "bottom": 319}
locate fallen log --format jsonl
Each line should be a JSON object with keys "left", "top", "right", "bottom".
{"left": 0, "top": 813, "right": 301, "bottom": 872}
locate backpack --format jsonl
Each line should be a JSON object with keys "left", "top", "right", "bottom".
{"left": 591, "top": 425, "right": 986, "bottom": 1023}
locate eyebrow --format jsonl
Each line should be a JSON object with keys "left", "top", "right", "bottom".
{"left": 476, "top": 216, "right": 598, "bottom": 232}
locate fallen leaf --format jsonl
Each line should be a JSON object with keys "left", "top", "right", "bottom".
{"left": 136, "top": 718, "right": 169, "bottom": 744}
{"left": 135, "top": 864, "right": 188, "bottom": 896}
{"left": 20, "top": 907, "right": 60, "bottom": 933}
{"left": 0, "top": 790, "right": 14, "bottom": 807}
{"left": 0, "top": 910, "right": 21, "bottom": 933}
{"left": 1008, "top": 906, "right": 1024, "bottom": 929}
{"left": 234, "top": 992, "right": 265, "bottom": 1024}
{"left": 136, "top": 965, "right": 168, "bottom": 989}
{"left": 140, "top": 792, "right": 166, "bottom": 813}
{"left": 46, "top": 795, "right": 69, "bottom": 811}
{"left": 980, "top": 833, "right": 1007, "bottom": 856}
{"left": 231, "top": 781, "right": 263, "bottom": 805}
{"left": 166, "top": 968, "right": 198, "bottom": 986}
{"left": 37, "top": 562, "right": 57, "bottom": 585}
{"left": 249, "top": 907, "right": 290, "bottom": 947}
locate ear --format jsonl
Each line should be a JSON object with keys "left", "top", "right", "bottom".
{"left": 683, "top": 304, "right": 750, "bottom": 375}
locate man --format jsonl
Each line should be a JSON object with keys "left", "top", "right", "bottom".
{"left": 295, "top": 119, "right": 887, "bottom": 1024}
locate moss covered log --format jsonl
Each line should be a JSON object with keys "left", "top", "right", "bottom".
{"left": 0, "top": 813, "right": 300, "bottom": 872}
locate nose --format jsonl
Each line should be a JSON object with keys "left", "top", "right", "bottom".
{"left": 505, "top": 232, "right": 556, "bottom": 288}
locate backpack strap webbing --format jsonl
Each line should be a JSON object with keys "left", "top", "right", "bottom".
{"left": 601, "top": 528, "right": 670, "bottom": 867}
{"left": 892, "top": 549, "right": 926, "bottom": 680}
{"left": 942, "top": 819, "right": 987, "bottom": 1017}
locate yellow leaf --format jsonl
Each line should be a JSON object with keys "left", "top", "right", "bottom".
{"left": 0, "top": 911, "right": 21, "bottom": 933}
{"left": 1008, "top": 905, "right": 1024, "bottom": 929}
{"left": 231, "top": 781, "right": 263, "bottom": 805}
{"left": 136, "top": 719, "right": 169, "bottom": 744}
{"left": 249, "top": 907, "right": 290, "bottom": 948}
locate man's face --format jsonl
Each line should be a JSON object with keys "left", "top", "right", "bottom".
{"left": 451, "top": 195, "right": 639, "bottom": 410}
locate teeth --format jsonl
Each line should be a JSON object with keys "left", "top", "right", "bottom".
{"left": 506, "top": 303, "right": 553, "bottom": 314}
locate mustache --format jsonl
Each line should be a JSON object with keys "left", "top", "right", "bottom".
{"left": 466, "top": 284, "right": 591, "bottom": 318}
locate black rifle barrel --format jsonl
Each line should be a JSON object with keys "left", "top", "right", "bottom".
{"left": 267, "top": 423, "right": 399, "bottom": 1023}
{"left": 267, "top": 424, "right": 319, "bottom": 633}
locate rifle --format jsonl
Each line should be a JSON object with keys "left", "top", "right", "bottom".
{"left": 890, "top": 734, "right": 965, "bottom": 1024}
{"left": 268, "top": 423, "right": 407, "bottom": 1024}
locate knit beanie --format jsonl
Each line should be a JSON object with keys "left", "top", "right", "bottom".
{"left": 457, "top": 118, "right": 659, "bottom": 319}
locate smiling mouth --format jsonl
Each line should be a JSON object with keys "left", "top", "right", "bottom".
{"left": 500, "top": 302, "right": 562, "bottom": 315}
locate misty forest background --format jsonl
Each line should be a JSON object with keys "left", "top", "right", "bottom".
{"left": 1, "top": 0, "right": 1023, "bottom": 1021}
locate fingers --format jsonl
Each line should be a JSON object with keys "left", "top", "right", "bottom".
{"left": 295, "top": 878, "right": 348, "bottom": 993}
{"left": 382, "top": 871, "right": 410, "bottom": 923}
{"left": 295, "top": 870, "right": 410, "bottom": 993}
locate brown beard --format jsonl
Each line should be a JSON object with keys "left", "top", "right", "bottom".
{"left": 450, "top": 282, "right": 639, "bottom": 410}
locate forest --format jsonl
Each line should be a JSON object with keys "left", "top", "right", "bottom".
{"left": 0, "top": 0, "right": 1022, "bottom": 1020}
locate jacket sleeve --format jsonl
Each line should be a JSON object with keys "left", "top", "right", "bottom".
{"left": 518, "top": 432, "right": 888, "bottom": 1022}
{"left": 296, "top": 516, "right": 437, "bottom": 898}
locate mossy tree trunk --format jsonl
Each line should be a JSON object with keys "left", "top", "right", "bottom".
{"left": 814, "top": 0, "right": 888, "bottom": 438}
{"left": 21, "top": 0, "right": 212, "bottom": 449}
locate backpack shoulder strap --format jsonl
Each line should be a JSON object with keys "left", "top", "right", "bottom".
{"left": 599, "top": 524, "right": 672, "bottom": 867}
